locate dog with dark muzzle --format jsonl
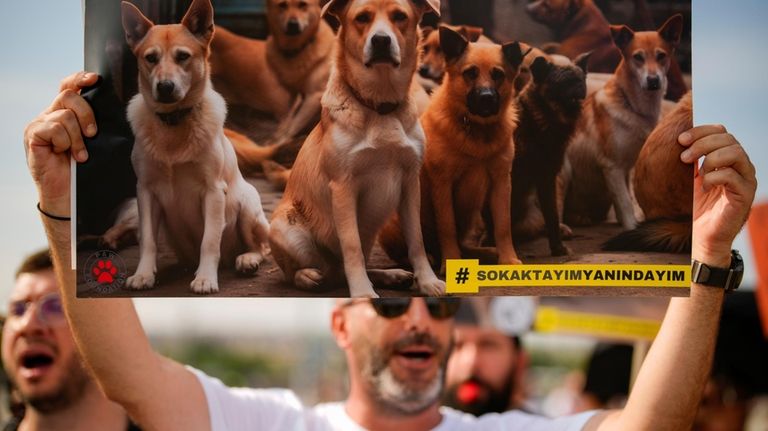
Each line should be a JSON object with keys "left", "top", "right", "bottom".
{"left": 380, "top": 26, "right": 528, "bottom": 270}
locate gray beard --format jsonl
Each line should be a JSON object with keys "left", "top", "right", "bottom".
{"left": 360, "top": 332, "right": 452, "bottom": 416}
{"left": 12, "top": 354, "right": 90, "bottom": 414}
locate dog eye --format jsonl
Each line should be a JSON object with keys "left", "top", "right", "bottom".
{"left": 423, "top": 45, "right": 430, "bottom": 54}
{"left": 278, "top": 1, "right": 288, "bottom": 10}
{"left": 656, "top": 51, "right": 667, "bottom": 61}
{"left": 491, "top": 68, "right": 506, "bottom": 81}
{"left": 632, "top": 53, "right": 645, "bottom": 63}
{"left": 145, "top": 53, "right": 159, "bottom": 64}
{"left": 176, "top": 52, "right": 191, "bottom": 62}
{"left": 392, "top": 11, "right": 408, "bottom": 23}
{"left": 463, "top": 66, "right": 479, "bottom": 80}
{"left": 298, "top": 1, "right": 308, "bottom": 9}
{"left": 354, "top": 12, "right": 372, "bottom": 24}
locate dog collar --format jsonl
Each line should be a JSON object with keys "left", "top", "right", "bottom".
{"left": 155, "top": 107, "right": 194, "bottom": 126}
{"left": 348, "top": 85, "right": 400, "bottom": 115}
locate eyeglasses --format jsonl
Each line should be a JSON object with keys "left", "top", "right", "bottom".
{"left": 7, "top": 293, "right": 65, "bottom": 327}
{"left": 346, "top": 298, "right": 461, "bottom": 320}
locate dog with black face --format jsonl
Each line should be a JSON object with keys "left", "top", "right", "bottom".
{"left": 269, "top": 0, "right": 445, "bottom": 297}
{"left": 511, "top": 54, "right": 589, "bottom": 256}
{"left": 380, "top": 26, "right": 528, "bottom": 269}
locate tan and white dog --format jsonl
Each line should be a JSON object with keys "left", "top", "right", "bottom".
{"left": 563, "top": 15, "right": 683, "bottom": 230}
{"left": 121, "top": 0, "right": 271, "bottom": 294}
{"left": 269, "top": 0, "right": 445, "bottom": 297}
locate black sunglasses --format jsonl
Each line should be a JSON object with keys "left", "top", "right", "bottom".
{"left": 366, "top": 298, "right": 461, "bottom": 320}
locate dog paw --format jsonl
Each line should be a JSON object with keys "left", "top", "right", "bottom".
{"left": 369, "top": 269, "right": 413, "bottom": 287}
{"left": 559, "top": 223, "right": 574, "bottom": 239}
{"left": 551, "top": 244, "right": 572, "bottom": 257}
{"left": 414, "top": 277, "right": 446, "bottom": 297}
{"left": 125, "top": 272, "right": 155, "bottom": 290}
{"left": 236, "top": 252, "right": 263, "bottom": 274}
{"left": 295, "top": 268, "right": 324, "bottom": 289}
{"left": 190, "top": 276, "right": 219, "bottom": 294}
{"left": 349, "top": 281, "right": 379, "bottom": 298}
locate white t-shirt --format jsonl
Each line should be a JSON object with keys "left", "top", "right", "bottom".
{"left": 191, "top": 368, "right": 598, "bottom": 431}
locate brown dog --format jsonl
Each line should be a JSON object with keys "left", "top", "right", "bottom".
{"left": 418, "top": 24, "right": 492, "bottom": 86}
{"left": 526, "top": 0, "right": 687, "bottom": 101}
{"left": 603, "top": 91, "right": 693, "bottom": 253}
{"left": 381, "top": 26, "right": 528, "bottom": 269}
{"left": 562, "top": 15, "right": 683, "bottom": 231}
{"left": 269, "top": 0, "right": 445, "bottom": 297}
{"left": 209, "top": 0, "right": 335, "bottom": 145}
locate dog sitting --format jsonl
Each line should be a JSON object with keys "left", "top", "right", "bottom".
{"left": 603, "top": 91, "right": 693, "bottom": 253}
{"left": 209, "top": 0, "right": 334, "bottom": 146}
{"left": 511, "top": 53, "right": 589, "bottom": 256}
{"left": 269, "top": 0, "right": 445, "bottom": 298}
{"left": 380, "top": 26, "right": 528, "bottom": 268}
{"left": 562, "top": 15, "right": 683, "bottom": 231}
{"left": 526, "top": 0, "right": 688, "bottom": 101}
{"left": 121, "top": 0, "right": 271, "bottom": 294}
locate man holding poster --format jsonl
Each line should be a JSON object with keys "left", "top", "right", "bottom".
{"left": 21, "top": 67, "right": 757, "bottom": 429}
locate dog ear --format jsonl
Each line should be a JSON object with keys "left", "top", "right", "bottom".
{"left": 321, "top": 0, "right": 350, "bottom": 19}
{"left": 610, "top": 24, "right": 635, "bottom": 50}
{"left": 439, "top": 26, "right": 468, "bottom": 65}
{"left": 458, "top": 25, "right": 484, "bottom": 43}
{"left": 411, "top": 0, "right": 441, "bottom": 17}
{"left": 182, "top": 0, "right": 215, "bottom": 44}
{"left": 422, "top": 25, "right": 435, "bottom": 38}
{"left": 502, "top": 41, "right": 530, "bottom": 69}
{"left": 657, "top": 14, "right": 683, "bottom": 47}
{"left": 121, "top": 1, "right": 154, "bottom": 50}
{"left": 574, "top": 51, "right": 592, "bottom": 74}
{"left": 530, "top": 56, "right": 551, "bottom": 84}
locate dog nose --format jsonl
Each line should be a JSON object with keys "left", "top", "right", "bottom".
{"left": 286, "top": 19, "right": 302, "bottom": 36}
{"left": 371, "top": 34, "right": 391, "bottom": 51}
{"left": 646, "top": 75, "right": 661, "bottom": 91}
{"left": 468, "top": 87, "right": 500, "bottom": 117}
{"left": 156, "top": 81, "right": 176, "bottom": 102}
{"left": 419, "top": 65, "right": 431, "bottom": 78}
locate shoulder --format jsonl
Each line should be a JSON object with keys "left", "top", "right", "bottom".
{"left": 188, "top": 367, "right": 305, "bottom": 431}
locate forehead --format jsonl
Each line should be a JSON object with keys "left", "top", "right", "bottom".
{"left": 630, "top": 31, "right": 670, "bottom": 51}
{"left": 10, "top": 270, "right": 58, "bottom": 302}
{"left": 139, "top": 25, "right": 201, "bottom": 52}
{"left": 462, "top": 43, "right": 502, "bottom": 67}
{"left": 348, "top": 0, "right": 413, "bottom": 12}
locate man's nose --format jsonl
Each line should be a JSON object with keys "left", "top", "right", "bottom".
{"left": 402, "top": 298, "right": 431, "bottom": 331}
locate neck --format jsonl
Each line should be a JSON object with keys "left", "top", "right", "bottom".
{"left": 20, "top": 384, "right": 127, "bottom": 431}
{"left": 345, "top": 385, "right": 443, "bottom": 431}
{"left": 155, "top": 106, "right": 195, "bottom": 126}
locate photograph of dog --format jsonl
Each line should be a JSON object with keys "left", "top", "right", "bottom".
{"left": 76, "top": 0, "right": 694, "bottom": 297}
{"left": 120, "top": 0, "right": 271, "bottom": 294}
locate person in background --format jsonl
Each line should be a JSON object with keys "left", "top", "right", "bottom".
{"left": 0, "top": 249, "right": 139, "bottom": 431}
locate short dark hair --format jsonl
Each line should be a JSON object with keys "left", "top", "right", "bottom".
{"left": 14, "top": 249, "right": 53, "bottom": 279}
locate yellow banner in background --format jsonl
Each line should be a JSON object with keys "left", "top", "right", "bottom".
{"left": 446, "top": 259, "right": 691, "bottom": 294}
{"left": 535, "top": 307, "right": 662, "bottom": 341}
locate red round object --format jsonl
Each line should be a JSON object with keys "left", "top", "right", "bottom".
{"left": 457, "top": 381, "right": 481, "bottom": 404}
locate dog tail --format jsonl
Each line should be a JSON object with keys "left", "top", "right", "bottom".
{"left": 602, "top": 218, "right": 691, "bottom": 254}
{"left": 225, "top": 128, "right": 282, "bottom": 174}
{"left": 261, "top": 160, "right": 291, "bottom": 191}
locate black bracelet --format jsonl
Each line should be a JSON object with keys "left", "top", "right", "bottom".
{"left": 37, "top": 202, "right": 71, "bottom": 221}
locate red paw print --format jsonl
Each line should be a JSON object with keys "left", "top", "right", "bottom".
{"left": 92, "top": 259, "right": 118, "bottom": 284}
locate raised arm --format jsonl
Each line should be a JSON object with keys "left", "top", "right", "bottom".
{"left": 24, "top": 72, "right": 210, "bottom": 431}
{"left": 587, "top": 125, "right": 757, "bottom": 430}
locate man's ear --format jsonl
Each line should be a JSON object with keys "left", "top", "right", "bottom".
{"left": 330, "top": 306, "right": 352, "bottom": 349}
{"left": 658, "top": 14, "right": 683, "bottom": 47}
{"left": 610, "top": 24, "right": 635, "bottom": 50}
{"left": 121, "top": 1, "right": 154, "bottom": 50}
{"left": 182, "top": 0, "right": 215, "bottom": 44}
{"left": 439, "top": 25, "right": 468, "bottom": 65}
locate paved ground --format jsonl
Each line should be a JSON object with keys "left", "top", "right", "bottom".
{"left": 76, "top": 173, "right": 689, "bottom": 298}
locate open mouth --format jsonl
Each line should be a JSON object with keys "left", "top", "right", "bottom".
{"left": 18, "top": 350, "right": 55, "bottom": 379}
{"left": 394, "top": 346, "right": 436, "bottom": 369}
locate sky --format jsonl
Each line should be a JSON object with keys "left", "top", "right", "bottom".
{"left": 0, "top": 0, "right": 766, "bottom": 336}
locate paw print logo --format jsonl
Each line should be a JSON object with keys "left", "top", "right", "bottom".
{"left": 82, "top": 250, "right": 126, "bottom": 293}
{"left": 92, "top": 259, "right": 118, "bottom": 284}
